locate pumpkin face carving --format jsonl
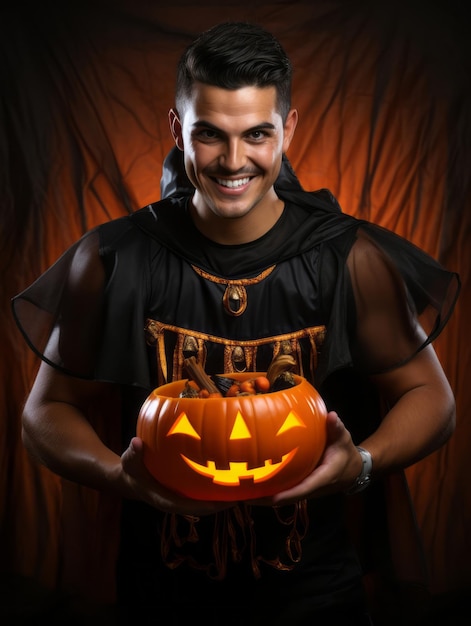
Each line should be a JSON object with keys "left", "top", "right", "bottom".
{"left": 137, "top": 373, "right": 327, "bottom": 501}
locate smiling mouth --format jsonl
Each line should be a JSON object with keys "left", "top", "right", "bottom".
{"left": 215, "top": 176, "right": 251, "bottom": 189}
{"left": 180, "top": 448, "right": 298, "bottom": 486}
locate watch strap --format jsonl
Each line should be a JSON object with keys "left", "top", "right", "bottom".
{"left": 345, "top": 446, "right": 373, "bottom": 495}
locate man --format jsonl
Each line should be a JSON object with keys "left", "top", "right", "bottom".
{"left": 13, "top": 22, "right": 459, "bottom": 625}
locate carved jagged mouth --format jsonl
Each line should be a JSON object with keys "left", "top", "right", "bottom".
{"left": 180, "top": 448, "right": 298, "bottom": 485}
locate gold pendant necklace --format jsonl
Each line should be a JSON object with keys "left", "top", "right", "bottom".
{"left": 191, "top": 265, "right": 276, "bottom": 316}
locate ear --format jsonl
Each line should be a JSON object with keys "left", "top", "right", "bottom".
{"left": 282, "top": 109, "right": 298, "bottom": 153}
{"left": 169, "top": 108, "right": 184, "bottom": 151}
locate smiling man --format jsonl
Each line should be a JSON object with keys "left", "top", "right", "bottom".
{"left": 13, "top": 21, "right": 459, "bottom": 626}
{"left": 169, "top": 83, "right": 297, "bottom": 242}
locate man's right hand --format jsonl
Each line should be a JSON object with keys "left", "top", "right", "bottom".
{"left": 120, "top": 436, "right": 233, "bottom": 516}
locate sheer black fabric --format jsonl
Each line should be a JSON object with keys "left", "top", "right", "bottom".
{"left": 1, "top": 4, "right": 469, "bottom": 622}
{"left": 9, "top": 150, "right": 461, "bottom": 626}
{"left": 11, "top": 176, "right": 460, "bottom": 390}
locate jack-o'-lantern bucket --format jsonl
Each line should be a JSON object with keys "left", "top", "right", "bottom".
{"left": 137, "top": 372, "right": 327, "bottom": 501}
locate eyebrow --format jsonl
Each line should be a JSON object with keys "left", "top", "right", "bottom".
{"left": 192, "top": 120, "right": 276, "bottom": 133}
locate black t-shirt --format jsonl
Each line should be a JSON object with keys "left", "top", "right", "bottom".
{"left": 11, "top": 188, "right": 459, "bottom": 619}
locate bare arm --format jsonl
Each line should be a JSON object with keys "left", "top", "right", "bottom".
{"left": 260, "top": 231, "right": 456, "bottom": 505}
{"left": 259, "top": 342, "right": 455, "bottom": 506}
{"left": 349, "top": 230, "right": 456, "bottom": 473}
{"left": 22, "top": 361, "right": 230, "bottom": 516}
{"left": 362, "top": 342, "right": 455, "bottom": 472}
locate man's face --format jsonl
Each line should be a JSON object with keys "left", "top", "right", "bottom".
{"left": 169, "top": 83, "right": 297, "bottom": 233}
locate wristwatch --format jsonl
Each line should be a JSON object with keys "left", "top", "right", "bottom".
{"left": 345, "top": 446, "right": 373, "bottom": 495}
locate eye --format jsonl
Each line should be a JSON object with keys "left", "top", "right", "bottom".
{"left": 247, "top": 129, "right": 269, "bottom": 141}
{"left": 276, "top": 411, "right": 306, "bottom": 435}
{"left": 194, "top": 128, "right": 220, "bottom": 143}
{"left": 167, "top": 412, "right": 201, "bottom": 439}
{"left": 229, "top": 411, "right": 252, "bottom": 440}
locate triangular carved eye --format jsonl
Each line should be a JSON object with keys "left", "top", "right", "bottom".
{"left": 276, "top": 411, "right": 306, "bottom": 435}
{"left": 167, "top": 413, "right": 201, "bottom": 439}
{"left": 230, "top": 411, "right": 251, "bottom": 440}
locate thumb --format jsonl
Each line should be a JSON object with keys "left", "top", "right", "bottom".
{"left": 121, "top": 436, "right": 144, "bottom": 472}
{"left": 129, "top": 436, "right": 144, "bottom": 454}
{"left": 325, "top": 411, "right": 345, "bottom": 443}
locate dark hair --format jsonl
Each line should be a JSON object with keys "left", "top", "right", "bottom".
{"left": 175, "top": 22, "right": 292, "bottom": 121}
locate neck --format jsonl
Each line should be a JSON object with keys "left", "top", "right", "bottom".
{"left": 189, "top": 192, "right": 285, "bottom": 245}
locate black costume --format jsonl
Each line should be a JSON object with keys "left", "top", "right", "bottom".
{"left": 12, "top": 151, "right": 459, "bottom": 625}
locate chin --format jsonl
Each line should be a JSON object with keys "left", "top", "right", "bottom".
{"left": 212, "top": 203, "right": 254, "bottom": 220}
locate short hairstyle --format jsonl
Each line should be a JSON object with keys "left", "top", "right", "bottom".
{"left": 175, "top": 22, "right": 293, "bottom": 121}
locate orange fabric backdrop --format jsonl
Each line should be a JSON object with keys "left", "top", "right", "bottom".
{"left": 1, "top": 0, "right": 469, "bottom": 621}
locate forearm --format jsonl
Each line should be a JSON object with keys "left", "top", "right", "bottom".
{"left": 361, "top": 347, "right": 456, "bottom": 475}
{"left": 21, "top": 365, "right": 232, "bottom": 517}
{"left": 261, "top": 345, "right": 455, "bottom": 506}
{"left": 22, "top": 398, "right": 126, "bottom": 495}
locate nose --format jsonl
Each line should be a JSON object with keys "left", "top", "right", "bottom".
{"left": 219, "top": 138, "right": 247, "bottom": 172}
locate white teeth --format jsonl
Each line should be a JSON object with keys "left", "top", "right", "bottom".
{"left": 216, "top": 177, "right": 250, "bottom": 188}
